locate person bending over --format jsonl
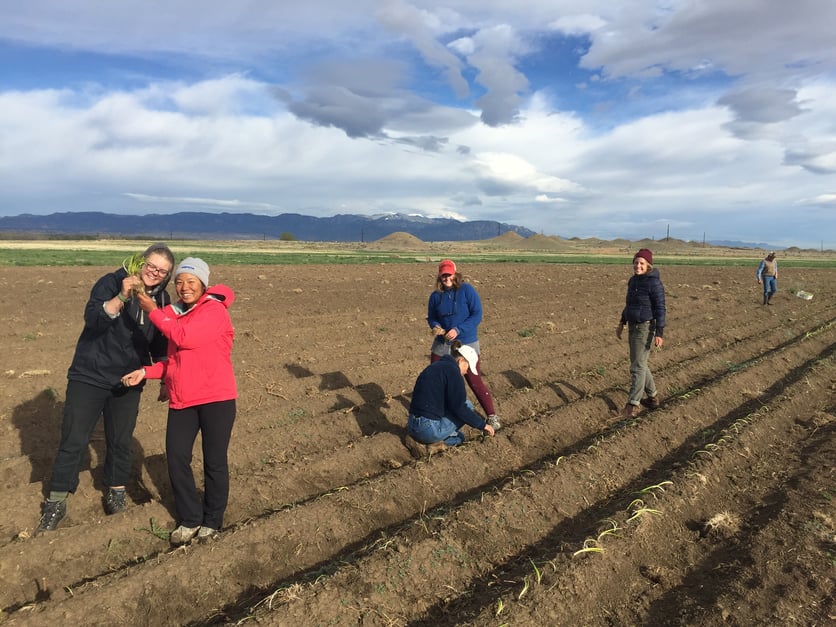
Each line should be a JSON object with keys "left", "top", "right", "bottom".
{"left": 404, "top": 341, "right": 495, "bottom": 458}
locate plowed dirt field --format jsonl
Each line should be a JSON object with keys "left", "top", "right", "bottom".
{"left": 1, "top": 261, "right": 834, "bottom": 626}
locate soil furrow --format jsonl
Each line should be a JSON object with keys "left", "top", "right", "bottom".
{"left": 3, "top": 316, "right": 832, "bottom": 620}
{"left": 207, "top": 332, "right": 836, "bottom": 624}
{"left": 2, "top": 263, "right": 833, "bottom": 627}
{"left": 237, "top": 338, "right": 835, "bottom": 626}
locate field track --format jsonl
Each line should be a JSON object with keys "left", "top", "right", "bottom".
{"left": 0, "top": 262, "right": 833, "bottom": 626}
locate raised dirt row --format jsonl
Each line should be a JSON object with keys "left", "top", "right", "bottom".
{"left": 1, "top": 264, "right": 833, "bottom": 625}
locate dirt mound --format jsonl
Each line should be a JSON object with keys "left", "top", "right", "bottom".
{"left": 489, "top": 231, "right": 525, "bottom": 244}
{"left": 525, "top": 233, "right": 582, "bottom": 251}
{"left": 1, "top": 263, "right": 833, "bottom": 626}
{"left": 488, "top": 232, "right": 573, "bottom": 251}
{"left": 369, "top": 231, "right": 426, "bottom": 249}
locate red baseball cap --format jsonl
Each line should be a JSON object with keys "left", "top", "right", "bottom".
{"left": 438, "top": 259, "right": 457, "bottom": 276}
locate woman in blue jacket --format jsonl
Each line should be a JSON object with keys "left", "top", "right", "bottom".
{"left": 404, "top": 341, "right": 495, "bottom": 458}
{"left": 616, "top": 248, "right": 666, "bottom": 418}
{"left": 427, "top": 259, "right": 500, "bottom": 431}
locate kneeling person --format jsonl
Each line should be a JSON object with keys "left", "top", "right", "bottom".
{"left": 405, "top": 341, "right": 495, "bottom": 458}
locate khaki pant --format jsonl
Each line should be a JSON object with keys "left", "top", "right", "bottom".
{"left": 627, "top": 321, "right": 657, "bottom": 406}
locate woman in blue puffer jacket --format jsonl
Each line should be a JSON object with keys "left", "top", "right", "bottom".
{"left": 616, "top": 248, "right": 666, "bottom": 418}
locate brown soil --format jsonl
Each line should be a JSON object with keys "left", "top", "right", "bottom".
{"left": 1, "top": 261, "right": 834, "bottom": 626}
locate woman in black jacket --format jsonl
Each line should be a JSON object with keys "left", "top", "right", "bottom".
{"left": 36, "top": 243, "right": 175, "bottom": 534}
{"left": 616, "top": 248, "right": 666, "bottom": 418}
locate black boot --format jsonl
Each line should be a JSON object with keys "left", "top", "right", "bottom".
{"left": 767, "top": 292, "right": 773, "bottom": 305}
{"left": 763, "top": 294, "right": 768, "bottom": 306}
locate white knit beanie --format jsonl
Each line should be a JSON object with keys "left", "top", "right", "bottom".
{"left": 174, "top": 257, "right": 210, "bottom": 286}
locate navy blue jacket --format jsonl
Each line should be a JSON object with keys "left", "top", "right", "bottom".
{"left": 409, "top": 355, "right": 487, "bottom": 430}
{"left": 67, "top": 267, "right": 170, "bottom": 390}
{"left": 620, "top": 268, "right": 666, "bottom": 337}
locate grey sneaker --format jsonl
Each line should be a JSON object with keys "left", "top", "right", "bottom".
{"left": 36, "top": 499, "right": 67, "bottom": 534}
{"left": 170, "top": 525, "right": 199, "bottom": 545}
{"left": 104, "top": 488, "right": 127, "bottom": 515}
{"left": 197, "top": 526, "right": 219, "bottom": 541}
{"left": 487, "top": 414, "right": 501, "bottom": 430}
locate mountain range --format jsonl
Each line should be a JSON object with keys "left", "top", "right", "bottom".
{"left": 0, "top": 211, "right": 791, "bottom": 250}
{"left": 0, "top": 211, "right": 536, "bottom": 242}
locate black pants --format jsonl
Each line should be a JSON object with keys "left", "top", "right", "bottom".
{"left": 49, "top": 380, "right": 142, "bottom": 493}
{"left": 166, "top": 399, "right": 236, "bottom": 530}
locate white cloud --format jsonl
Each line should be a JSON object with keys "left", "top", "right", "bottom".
{"left": 448, "top": 37, "right": 475, "bottom": 57}
{"left": 548, "top": 14, "right": 606, "bottom": 35}
{"left": 472, "top": 152, "right": 579, "bottom": 196}
{"left": 123, "top": 193, "right": 282, "bottom": 212}
{"left": 378, "top": 0, "right": 470, "bottom": 98}
{"left": 796, "top": 194, "right": 836, "bottom": 206}
{"left": 578, "top": 0, "right": 836, "bottom": 81}
{"left": 168, "top": 75, "right": 273, "bottom": 115}
{"left": 535, "top": 194, "right": 567, "bottom": 203}
{"left": 466, "top": 25, "right": 530, "bottom": 126}
{"left": 1, "top": 2, "right": 836, "bottom": 247}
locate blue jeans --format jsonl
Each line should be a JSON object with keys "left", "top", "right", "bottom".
{"left": 762, "top": 275, "right": 777, "bottom": 296}
{"left": 627, "top": 321, "right": 657, "bottom": 406}
{"left": 407, "top": 401, "right": 475, "bottom": 446}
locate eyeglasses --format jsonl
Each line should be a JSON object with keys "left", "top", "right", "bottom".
{"left": 440, "top": 274, "right": 454, "bottom": 279}
{"left": 143, "top": 261, "right": 170, "bottom": 277}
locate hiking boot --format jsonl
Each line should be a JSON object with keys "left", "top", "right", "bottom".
{"left": 170, "top": 525, "right": 199, "bottom": 545}
{"left": 104, "top": 488, "right": 127, "bottom": 515}
{"left": 403, "top": 434, "right": 429, "bottom": 459}
{"left": 487, "top": 414, "right": 501, "bottom": 430}
{"left": 621, "top": 403, "right": 640, "bottom": 418}
{"left": 197, "top": 526, "right": 219, "bottom": 541}
{"left": 640, "top": 395, "right": 660, "bottom": 410}
{"left": 35, "top": 499, "right": 67, "bottom": 534}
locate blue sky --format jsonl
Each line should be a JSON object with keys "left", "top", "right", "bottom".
{"left": 1, "top": 1, "right": 835, "bottom": 248}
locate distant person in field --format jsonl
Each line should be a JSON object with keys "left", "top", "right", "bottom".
{"left": 756, "top": 251, "right": 778, "bottom": 305}
{"left": 36, "top": 243, "right": 175, "bottom": 535}
{"left": 426, "top": 259, "right": 501, "bottom": 431}
{"left": 404, "top": 341, "right": 495, "bottom": 458}
{"left": 615, "top": 248, "right": 666, "bottom": 419}
{"left": 122, "top": 258, "right": 236, "bottom": 546}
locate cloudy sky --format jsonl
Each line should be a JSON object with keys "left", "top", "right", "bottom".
{"left": 2, "top": 1, "right": 835, "bottom": 248}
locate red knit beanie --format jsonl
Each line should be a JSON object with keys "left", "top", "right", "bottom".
{"left": 634, "top": 248, "right": 653, "bottom": 265}
{"left": 438, "top": 259, "right": 457, "bottom": 276}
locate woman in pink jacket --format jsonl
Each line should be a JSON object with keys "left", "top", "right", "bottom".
{"left": 123, "top": 257, "right": 236, "bottom": 545}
